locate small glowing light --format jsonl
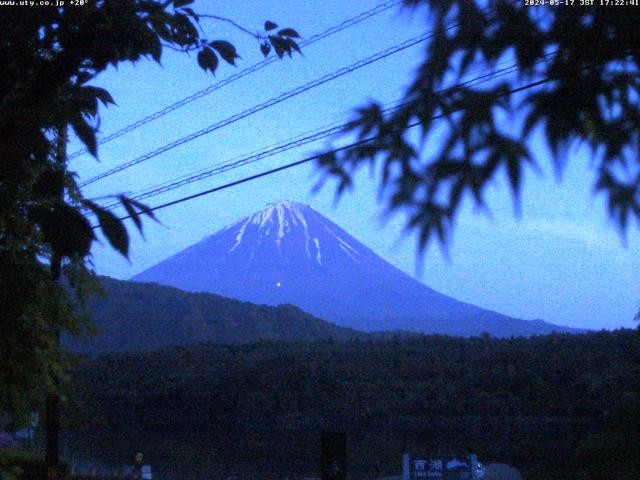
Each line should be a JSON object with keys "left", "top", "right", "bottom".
{"left": 276, "top": 282, "right": 281, "bottom": 287}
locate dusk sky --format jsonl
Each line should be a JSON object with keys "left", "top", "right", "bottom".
{"left": 69, "top": 0, "right": 639, "bottom": 331}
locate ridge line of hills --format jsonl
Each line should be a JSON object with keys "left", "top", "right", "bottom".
{"left": 65, "top": 276, "right": 583, "bottom": 355}
{"left": 64, "top": 276, "right": 369, "bottom": 354}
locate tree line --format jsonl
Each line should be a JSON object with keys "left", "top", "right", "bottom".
{"left": 64, "top": 329, "right": 640, "bottom": 480}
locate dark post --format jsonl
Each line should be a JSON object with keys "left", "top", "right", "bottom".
{"left": 45, "top": 125, "right": 67, "bottom": 480}
{"left": 133, "top": 452, "right": 144, "bottom": 479}
{"left": 320, "top": 432, "right": 346, "bottom": 480}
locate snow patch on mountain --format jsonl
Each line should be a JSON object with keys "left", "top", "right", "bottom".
{"left": 320, "top": 221, "right": 360, "bottom": 262}
{"left": 234, "top": 200, "right": 318, "bottom": 257}
{"left": 313, "top": 238, "right": 322, "bottom": 266}
{"left": 220, "top": 199, "right": 365, "bottom": 270}
{"left": 229, "top": 219, "right": 249, "bottom": 253}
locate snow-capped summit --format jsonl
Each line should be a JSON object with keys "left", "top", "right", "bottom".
{"left": 132, "top": 201, "right": 579, "bottom": 336}
{"left": 224, "top": 200, "right": 363, "bottom": 266}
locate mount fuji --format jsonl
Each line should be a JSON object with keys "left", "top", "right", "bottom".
{"left": 132, "top": 200, "right": 578, "bottom": 337}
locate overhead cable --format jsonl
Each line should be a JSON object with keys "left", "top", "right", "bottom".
{"left": 100, "top": 59, "right": 528, "bottom": 211}
{"left": 67, "top": 0, "right": 403, "bottom": 161}
{"left": 96, "top": 76, "right": 554, "bottom": 228}
{"left": 80, "top": 29, "right": 448, "bottom": 188}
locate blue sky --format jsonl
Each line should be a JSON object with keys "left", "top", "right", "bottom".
{"left": 70, "top": 0, "right": 639, "bottom": 330}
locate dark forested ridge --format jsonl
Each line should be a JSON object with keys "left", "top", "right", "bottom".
{"left": 64, "top": 277, "right": 368, "bottom": 354}
{"left": 65, "top": 329, "right": 640, "bottom": 480}
{"left": 67, "top": 276, "right": 584, "bottom": 356}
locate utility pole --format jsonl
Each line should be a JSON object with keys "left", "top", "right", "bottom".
{"left": 320, "top": 432, "right": 346, "bottom": 480}
{"left": 46, "top": 124, "right": 67, "bottom": 480}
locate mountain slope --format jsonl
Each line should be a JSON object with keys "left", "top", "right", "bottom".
{"left": 132, "top": 200, "right": 579, "bottom": 337}
{"left": 64, "top": 277, "right": 368, "bottom": 354}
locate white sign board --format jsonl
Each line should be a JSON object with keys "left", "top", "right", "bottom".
{"left": 141, "top": 465, "right": 152, "bottom": 480}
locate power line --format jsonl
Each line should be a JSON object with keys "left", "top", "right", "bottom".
{"left": 100, "top": 124, "right": 345, "bottom": 210}
{"left": 99, "top": 59, "right": 528, "bottom": 212}
{"left": 67, "top": 0, "right": 403, "bottom": 161}
{"left": 97, "top": 76, "right": 554, "bottom": 228}
{"left": 97, "top": 115, "right": 362, "bottom": 211}
{"left": 96, "top": 102, "right": 404, "bottom": 211}
{"left": 79, "top": 29, "right": 447, "bottom": 188}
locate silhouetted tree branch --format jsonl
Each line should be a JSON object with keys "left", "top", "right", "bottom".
{"left": 317, "top": 0, "right": 640, "bottom": 250}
